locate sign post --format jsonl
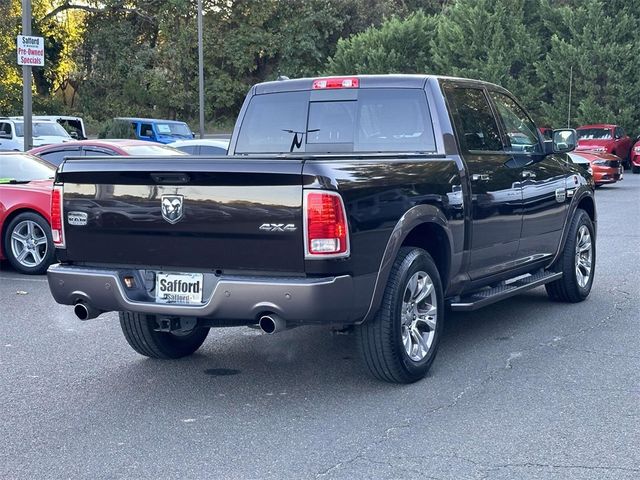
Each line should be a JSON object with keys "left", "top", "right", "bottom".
{"left": 197, "top": 0, "right": 205, "bottom": 139}
{"left": 18, "top": 0, "right": 44, "bottom": 151}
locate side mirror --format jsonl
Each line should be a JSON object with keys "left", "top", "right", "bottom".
{"left": 69, "top": 132, "right": 78, "bottom": 139}
{"left": 552, "top": 128, "right": 576, "bottom": 153}
{"left": 0, "top": 132, "right": 11, "bottom": 139}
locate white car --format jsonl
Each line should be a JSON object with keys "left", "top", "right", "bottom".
{"left": 170, "top": 138, "right": 229, "bottom": 155}
{"left": 0, "top": 118, "right": 72, "bottom": 151}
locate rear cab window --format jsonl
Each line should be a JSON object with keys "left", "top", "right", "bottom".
{"left": 234, "top": 88, "right": 436, "bottom": 155}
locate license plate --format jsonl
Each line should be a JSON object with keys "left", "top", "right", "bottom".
{"left": 155, "top": 272, "right": 204, "bottom": 304}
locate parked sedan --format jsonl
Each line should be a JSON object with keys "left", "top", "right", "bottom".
{"left": 575, "top": 124, "right": 632, "bottom": 168}
{"left": 569, "top": 151, "right": 622, "bottom": 187}
{"left": 29, "top": 139, "right": 186, "bottom": 166}
{"left": 170, "top": 138, "right": 230, "bottom": 155}
{"left": 631, "top": 137, "right": 640, "bottom": 174}
{"left": 0, "top": 153, "right": 56, "bottom": 274}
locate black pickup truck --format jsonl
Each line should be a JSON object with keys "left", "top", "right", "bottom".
{"left": 47, "top": 75, "right": 596, "bottom": 383}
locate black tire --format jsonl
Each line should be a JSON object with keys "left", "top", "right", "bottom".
{"left": 119, "top": 312, "right": 209, "bottom": 359}
{"left": 545, "top": 209, "right": 595, "bottom": 303}
{"left": 356, "top": 247, "right": 444, "bottom": 384}
{"left": 632, "top": 165, "right": 640, "bottom": 174}
{"left": 3, "top": 212, "right": 55, "bottom": 275}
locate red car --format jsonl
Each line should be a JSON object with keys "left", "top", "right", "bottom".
{"left": 575, "top": 124, "right": 632, "bottom": 168}
{"left": 29, "top": 139, "right": 186, "bottom": 166}
{"left": 0, "top": 153, "right": 56, "bottom": 274}
{"left": 631, "top": 137, "right": 640, "bottom": 174}
{"left": 569, "top": 151, "right": 622, "bottom": 187}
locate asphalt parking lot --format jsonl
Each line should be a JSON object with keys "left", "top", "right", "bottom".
{"left": 1, "top": 175, "right": 638, "bottom": 480}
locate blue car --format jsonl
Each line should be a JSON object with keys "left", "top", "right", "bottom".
{"left": 115, "top": 117, "right": 195, "bottom": 144}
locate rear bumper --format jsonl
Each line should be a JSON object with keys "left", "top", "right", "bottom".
{"left": 47, "top": 264, "right": 357, "bottom": 325}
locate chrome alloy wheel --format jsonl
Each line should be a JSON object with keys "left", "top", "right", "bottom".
{"left": 10, "top": 220, "right": 48, "bottom": 268}
{"left": 401, "top": 271, "right": 438, "bottom": 362}
{"left": 575, "top": 225, "right": 593, "bottom": 288}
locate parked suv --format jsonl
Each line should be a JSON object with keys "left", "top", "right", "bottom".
{"left": 0, "top": 118, "right": 72, "bottom": 151}
{"left": 114, "top": 117, "right": 194, "bottom": 144}
{"left": 47, "top": 75, "right": 596, "bottom": 384}
{"left": 576, "top": 124, "right": 631, "bottom": 168}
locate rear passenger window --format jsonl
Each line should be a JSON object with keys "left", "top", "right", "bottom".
{"left": 38, "top": 149, "right": 79, "bottom": 166}
{"left": 445, "top": 86, "right": 503, "bottom": 152}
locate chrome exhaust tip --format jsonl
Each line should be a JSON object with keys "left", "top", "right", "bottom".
{"left": 258, "top": 314, "right": 286, "bottom": 334}
{"left": 73, "top": 302, "right": 101, "bottom": 321}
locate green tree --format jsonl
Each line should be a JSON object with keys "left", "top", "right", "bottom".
{"left": 430, "top": 0, "right": 544, "bottom": 119}
{"left": 536, "top": 0, "right": 640, "bottom": 134}
{"left": 326, "top": 12, "right": 438, "bottom": 74}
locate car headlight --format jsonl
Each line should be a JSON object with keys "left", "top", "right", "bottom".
{"left": 592, "top": 160, "right": 607, "bottom": 165}
{"left": 634, "top": 146, "right": 640, "bottom": 152}
{"left": 591, "top": 147, "right": 607, "bottom": 152}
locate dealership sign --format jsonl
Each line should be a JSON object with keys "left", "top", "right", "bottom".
{"left": 16, "top": 35, "right": 45, "bottom": 66}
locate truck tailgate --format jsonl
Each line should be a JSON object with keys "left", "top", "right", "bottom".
{"left": 57, "top": 157, "right": 305, "bottom": 273}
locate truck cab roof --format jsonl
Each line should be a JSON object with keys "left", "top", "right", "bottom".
{"left": 253, "top": 74, "right": 504, "bottom": 94}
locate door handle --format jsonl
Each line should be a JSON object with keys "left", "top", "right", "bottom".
{"left": 471, "top": 174, "right": 491, "bottom": 181}
{"left": 521, "top": 170, "right": 536, "bottom": 179}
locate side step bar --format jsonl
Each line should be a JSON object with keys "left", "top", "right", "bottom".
{"left": 449, "top": 271, "right": 563, "bottom": 312}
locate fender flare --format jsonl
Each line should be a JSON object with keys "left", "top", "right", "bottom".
{"left": 548, "top": 187, "right": 597, "bottom": 268}
{"left": 358, "top": 204, "right": 454, "bottom": 324}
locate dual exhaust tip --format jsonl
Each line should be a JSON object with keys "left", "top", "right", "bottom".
{"left": 74, "top": 303, "right": 286, "bottom": 333}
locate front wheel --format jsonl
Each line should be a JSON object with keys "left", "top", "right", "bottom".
{"left": 545, "top": 209, "right": 595, "bottom": 302}
{"left": 119, "top": 312, "right": 209, "bottom": 359}
{"left": 356, "top": 247, "right": 444, "bottom": 383}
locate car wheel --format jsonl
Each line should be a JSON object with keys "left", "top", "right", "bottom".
{"left": 3, "top": 212, "right": 55, "bottom": 275}
{"left": 356, "top": 247, "right": 444, "bottom": 383}
{"left": 632, "top": 165, "right": 640, "bottom": 174}
{"left": 545, "top": 209, "right": 595, "bottom": 302}
{"left": 119, "top": 312, "right": 209, "bottom": 359}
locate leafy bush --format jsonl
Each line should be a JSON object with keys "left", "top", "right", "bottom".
{"left": 98, "top": 119, "right": 137, "bottom": 139}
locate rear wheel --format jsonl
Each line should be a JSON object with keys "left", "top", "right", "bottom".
{"left": 119, "top": 312, "right": 209, "bottom": 359}
{"left": 356, "top": 247, "right": 444, "bottom": 383}
{"left": 545, "top": 209, "right": 595, "bottom": 302}
{"left": 3, "top": 212, "right": 55, "bottom": 275}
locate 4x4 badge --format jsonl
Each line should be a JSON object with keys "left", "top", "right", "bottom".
{"left": 161, "top": 194, "right": 184, "bottom": 224}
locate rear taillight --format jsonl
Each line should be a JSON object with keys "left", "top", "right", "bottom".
{"left": 304, "top": 191, "right": 349, "bottom": 258}
{"left": 312, "top": 77, "right": 359, "bottom": 90}
{"left": 51, "top": 185, "right": 65, "bottom": 247}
